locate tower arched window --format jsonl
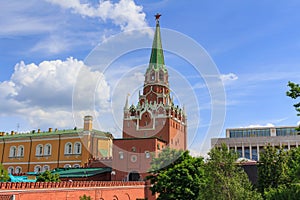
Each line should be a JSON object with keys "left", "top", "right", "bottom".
{"left": 74, "top": 142, "right": 81, "bottom": 154}
{"left": 150, "top": 71, "right": 155, "bottom": 81}
{"left": 159, "top": 70, "right": 164, "bottom": 81}
{"left": 17, "top": 145, "right": 24, "bottom": 157}
{"left": 44, "top": 144, "right": 51, "bottom": 156}
{"left": 9, "top": 146, "right": 17, "bottom": 157}
{"left": 36, "top": 144, "right": 43, "bottom": 156}
{"left": 65, "top": 142, "right": 72, "bottom": 155}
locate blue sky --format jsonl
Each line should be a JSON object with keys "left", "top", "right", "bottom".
{"left": 0, "top": 0, "right": 299, "bottom": 155}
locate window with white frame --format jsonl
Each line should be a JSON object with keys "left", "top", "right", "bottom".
{"left": 9, "top": 146, "right": 17, "bottom": 157}
{"left": 73, "top": 164, "right": 80, "bottom": 168}
{"left": 145, "top": 151, "right": 151, "bottom": 159}
{"left": 64, "top": 164, "right": 71, "bottom": 168}
{"left": 74, "top": 142, "right": 81, "bottom": 154}
{"left": 8, "top": 167, "right": 14, "bottom": 174}
{"left": 36, "top": 144, "right": 43, "bottom": 156}
{"left": 43, "top": 165, "right": 50, "bottom": 172}
{"left": 44, "top": 144, "right": 51, "bottom": 156}
{"left": 17, "top": 145, "right": 24, "bottom": 157}
{"left": 64, "top": 143, "right": 72, "bottom": 155}
{"left": 15, "top": 166, "right": 22, "bottom": 174}
{"left": 34, "top": 165, "right": 41, "bottom": 173}
{"left": 119, "top": 151, "right": 124, "bottom": 159}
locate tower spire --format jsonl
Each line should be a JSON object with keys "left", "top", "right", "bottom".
{"left": 148, "top": 13, "right": 166, "bottom": 71}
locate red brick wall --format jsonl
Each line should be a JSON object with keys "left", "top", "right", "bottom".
{"left": 0, "top": 181, "right": 155, "bottom": 200}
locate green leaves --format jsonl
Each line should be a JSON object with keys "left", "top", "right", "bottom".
{"left": 147, "top": 148, "right": 206, "bottom": 200}
{"left": 202, "top": 144, "right": 262, "bottom": 200}
{"left": 287, "top": 81, "right": 300, "bottom": 119}
{"left": 148, "top": 145, "right": 261, "bottom": 200}
{"left": 36, "top": 170, "right": 60, "bottom": 182}
{"left": 0, "top": 164, "right": 9, "bottom": 182}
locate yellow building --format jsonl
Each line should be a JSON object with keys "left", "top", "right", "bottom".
{"left": 0, "top": 116, "right": 113, "bottom": 174}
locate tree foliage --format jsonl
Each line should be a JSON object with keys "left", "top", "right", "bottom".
{"left": 36, "top": 170, "right": 60, "bottom": 182}
{"left": 147, "top": 148, "right": 206, "bottom": 200}
{"left": 0, "top": 164, "right": 9, "bottom": 182}
{"left": 264, "top": 184, "right": 300, "bottom": 200}
{"left": 147, "top": 145, "right": 261, "bottom": 200}
{"left": 287, "top": 81, "right": 300, "bottom": 130}
{"left": 258, "top": 145, "right": 289, "bottom": 194}
{"left": 201, "top": 144, "right": 262, "bottom": 200}
{"left": 287, "top": 147, "right": 300, "bottom": 183}
{"left": 79, "top": 194, "right": 92, "bottom": 200}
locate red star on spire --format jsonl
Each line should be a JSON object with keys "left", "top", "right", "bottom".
{"left": 155, "top": 13, "right": 161, "bottom": 21}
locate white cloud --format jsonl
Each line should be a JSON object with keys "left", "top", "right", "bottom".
{"left": 46, "top": 0, "right": 148, "bottom": 32}
{"left": 0, "top": 57, "right": 110, "bottom": 130}
{"left": 244, "top": 123, "right": 275, "bottom": 128}
{"left": 220, "top": 73, "right": 238, "bottom": 83}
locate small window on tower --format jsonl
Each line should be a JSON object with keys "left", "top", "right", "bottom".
{"left": 151, "top": 71, "right": 155, "bottom": 80}
{"left": 159, "top": 70, "right": 164, "bottom": 81}
{"left": 145, "top": 151, "right": 150, "bottom": 159}
{"left": 132, "top": 147, "right": 136, "bottom": 152}
{"left": 119, "top": 152, "right": 124, "bottom": 159}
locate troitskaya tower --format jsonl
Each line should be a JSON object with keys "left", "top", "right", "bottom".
{"left": 122, "top": 14, "right": 187, "bottom": 150}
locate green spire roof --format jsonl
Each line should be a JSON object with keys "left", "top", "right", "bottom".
{"left": 148, "top": 15, "right": 167, "bottom": 73}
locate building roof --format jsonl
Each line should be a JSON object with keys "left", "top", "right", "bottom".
{"left": 226, "top": 126, "right": 298, "bottom": 131}
{"left": 147, "top": 15, "right": 167, "bottom": 73}
{"left": 0, "top": 129, "right": 113, "bottom": 139}
{"left": 52, "top": 167, "right": 112, "bottom": 178}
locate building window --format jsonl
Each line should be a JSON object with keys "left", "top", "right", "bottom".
{"left": 64, "top": 142, "right": 72, "bottom": 155}
{"left": 145, "top": 151, "right": 150, "bottom": 159}
{"left": 132, "top": 147, "right": 136, "bottom": 152}
{"left": 17, "top": 145, "right": 24, "bottom": 157}
{"left": 43, "top": 165, "right": 50, "bottom": 172}
{"left": 64, "top": 164, "right": 71, "bottom": 168}
{"left": 159, "top": 70, "right": 164, "bottom": 81}
{"left": 8, "top": 167, "right": 14, "bottom": 174}
{"left": 119, "top": 152, "right": 124, "bottom": 159}
{"left": 74, "top": 142, "right": 81, "bottom": 154}
{"left": 36, "top": 144, "right": 43, "bottom": 156}
{"left": 15, "top": 166, "right": 22, "bottom": 174}
{"left": 73, "top": 164, "right": 80, "bottom": 168}
{"left": 44, "top": 144, "right": 51, "bottom": 156}
{"left": 34, "top": 165, "right": 41, "bottom": 174}
{"left": 9, "top": 146, "right": 17, "bottom": 157}
{"left": 151, "top": 71, "right": 155, "bottom": 81}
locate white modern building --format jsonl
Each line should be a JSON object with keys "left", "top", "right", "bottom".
{"left": 211, "top": 126, "right": 300, "bottom": 161}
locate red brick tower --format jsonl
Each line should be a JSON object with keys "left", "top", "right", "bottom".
{"left": 122, "top": 14, "right": 187, "bottom": 150}
{"left": 112, "top": 14, "right": 187, "bottom": 181}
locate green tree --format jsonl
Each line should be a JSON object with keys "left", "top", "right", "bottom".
{"left": 79, "top": 194, "right": 92, "bottom": 200}
{"left": 264, "top": 184, "right": 300, "bottom": 200}
{"left": 287, "top": 147, "right": 300, "bottom": 183}
{"left": 147, "top": 148, "right": 206, "bottom": 200}
{"left": 257, "top": 145, "right": 289, "bottom": 195}
{"left": 286, "top": 81, "right": 300, "bottom": 130}
{"left": 36, "top": 170, "right": 60, "bottom": 182}
{"left": 201, "top": 144, "right": 262, "bottom": 200}
{"left": 0, "top": 164, "right": 9, "bottom": 182}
